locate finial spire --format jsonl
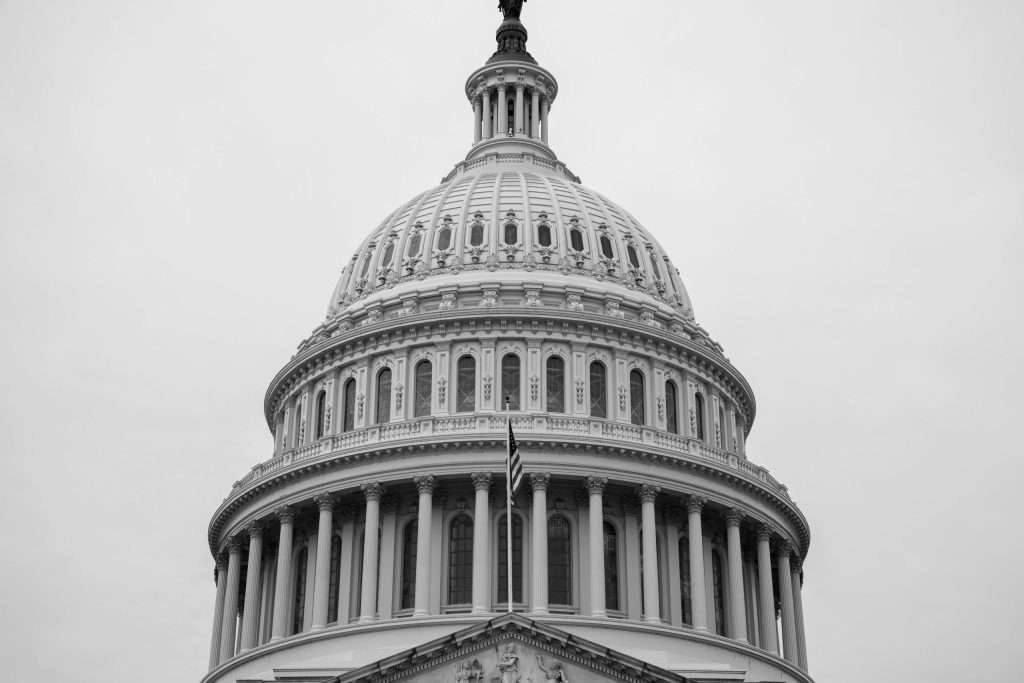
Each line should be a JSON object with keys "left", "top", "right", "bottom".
{"left": 490, "top": 1, "right": 535, "bottom": 64}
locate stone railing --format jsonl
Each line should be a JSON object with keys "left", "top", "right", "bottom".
{"left": 232, "top": 414, "right": 788, "bottom": 501}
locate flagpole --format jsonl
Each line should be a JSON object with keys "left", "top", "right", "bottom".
{"left": 505, "top": 400, "right": 513, "bottom": 614}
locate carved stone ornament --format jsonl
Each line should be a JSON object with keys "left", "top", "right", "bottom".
{"left": 638, "top": 484, "right": 660, "bottom": 503}
{"left": 480, "top": 288, "right": 499, "bottom": 307}
{"left": 395, "top": 383, "right": 404, "bottom": 411}
{"left": 471, "top": 472, "right": 492, "bottom": 491}
{"left": 536, "top": 653, "right": 570, "bottom": 682}
{"left": 483, "top": 375, "right": 494, "bottom": 401}
{"left": 657, "top": 395, "right": 665, "bottom": 419}
{"left": 584, "top": 476, "right": 607, "bottom": 495}
{"left": 689, "top": 407, "right": 697, "bottom": 433}
{"left": 566, "top": 293, "right": 584, "bottom": 312}
{"left": 439, "top": 292, "right": 457, "bottom": 310}
{"left": 275, "top": 505, "right": 296, "bottom": 524}
{"left": 496, "top": 643, "right": 520, "bottom": 683}
{"left": 414, "top": 475, "right": 436, "bottom": 495}
{"left": 529, "top": 375, "right": 540, "bottom": 402}
{"left": 454, "top": 657, "right": 485, "bottom": 682}
{"left": 357, "top": 393, "right": 365, "bottom": 419}
{"left": 529, "top": 472, "right": 550, "bottom": 491}
{"left": 575, "top": 378, "right": 585, "bottom": 404}
{"left": 362, "top": 482, "right": 384, "bottom": 502}
{"left": 314, "top": 493, "right": 336, "bottom": 511}
{"left": 687, "top": 495, "right": 706, "bottom": 514}
{"left": 617, "top": 385, "right": 627, "bottom": 412}
{"left": 437, "top": 377, "right": 447, "bottom": 405}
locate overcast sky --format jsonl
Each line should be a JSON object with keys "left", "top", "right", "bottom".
{"left": 1, "top": 1, "right": 1022, "bottom": 681}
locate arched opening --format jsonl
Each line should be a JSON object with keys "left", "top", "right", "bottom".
{"left": 712, "top": 548, "right": 726, "bottom": 635}
{"left": 407, "top": 230, "right": 422, "bottom": 257}
{"left": 414, "top": 360, "right": 432, "bottom": 417}
{"left": 603, "top": 521, "right": 620, "bottom": 611}
{"left": 504, "top": 222, "right": 517, "bottom": 245}
{"left": 437, "top": 226, "right": 452, "bottom": 251}
{"left": 629, "top": 369, "right": 645, "bottom": 426}
{"left": 400, "top": 521, "right": 417, "bottom": 610}
{"left": 448, "top": 515, "right": 474, "bottom": 605}
{"left": 678, "top": 535, "right": 692, "bottom": 625}
{"left": 599, "top": 235, "right": 614, "bottom": 259}
{"left": 501, "top": 354, "right": 521, "bottom": 410}
{"left": 292, "top": 545, "right": 309, "bottom": 635}
{"left": 315, "top": 390, "right": 327, "bottom": 440}
{"left": 695, "top": 392, "right": 706, "bottom": 440}
{"left": 537, "top": 223, "right": 552, "bottom": 246}
{"left": 292, "top": 401, "right": 303, "bottom": 446}
{"left": 456, "top": 355, "right": 476, "bottom": 413}
{"left": 718, "top": 405, "right": 727, "bottom": 447}
{"left": 569, "top": 227, "right": 584, "bottom": 252}
{"left": 545, "top": 356, "right": 565, "bottom": 413}
{"left": 375, "top": 368, "right": 392, "bottom": 424}
{"left": 470, "top": 222, "right": 484, "bottom": 246}
{"left": 627, "top": 244, "right": 640, "bottom": 268}
{"left": 589, "top": 362, "right": 607, "bottom": 418}
{"left": 666, "top": 381, "right": 679, "bottom": 434}
{"left": 327, "top": 535, "right": 341, "bottom": 624}
{"left": 497, "top": 513, "right": 524, "bottom": 605}
{"left": 548, "top": 514, "right": 572, "bottom": 606}
{"left": 342, "top": 378, "right": 355, "bottom": 432}
{"left": 381, "top": 241, "right": 395, "bottom": 267}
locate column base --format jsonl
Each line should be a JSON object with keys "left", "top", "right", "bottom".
{"left": 531, "top": 607, "right": 549, "bottom": 616}
{"left": 413, "top": 609, "right": 430, "bottom": 617}
{"left": 471, "top": 607, "right": 490, "bottom": 615}
{"left": 643, "top": 616, "right": 662, "bottom": 624}
{"left": 590, "top": 609, "right": 607, "bottom": 618}
{"left": 357, "top": 615, "right": 376, "bottom": 624}
{"left": 310, "top": 624, "right": 326, "bottom": 632}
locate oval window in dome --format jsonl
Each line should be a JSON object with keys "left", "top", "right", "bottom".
{"left": 382, "top": 241, "right": 395, "bottom": 266}
{"left": 569, "top": 228, "right": 584, "bottom": 251}
{"left": 649, "top": 252, "right": 661, "bottom": 278}
{"left": 407, "top": 232, "right": 422, "bottom": 257}
{"left": 359, "top": 251, "right": 374, "bottom": 278}
{"left": 504, "top": 223, "right": 517, "bottom": 245}
{"left": 537, "top": 223, "right": 552, "bottom": 247}
{"left": 600, "top": 235, "right": 614, "bottom": 259}
{"left": 437, "top": 227, "right": 452, "bottom": 250}
{"left": 470, "top": 222, "right": 484, "bottom": 246}
{"left": 627, "top": 245, "right": 640, "bottom": 268}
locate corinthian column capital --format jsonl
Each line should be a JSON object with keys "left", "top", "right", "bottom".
{"left": 529, "top": 472, "right": 550, "bottom": 492}
{"left": 470, "top": 472, "right": 492, "bottom": 491}
{"left": 686, "top": 495, "right": 706, "bottom": 514}
{"left": 757, "top": 523, "right": 775, "bottom": 542}
{"left": 314, "top": 493, "right": 336, "bottom": 511}
{"left": 585, "top": 476, "right": 608, "bottom": 495}
{"left": 725, "top": 508, "right": 744, "bottom": 527}
{"left": 246, "top": 522, "right": 264, "bottom": 539}
{"left": 361, "top": 482, "right": 384, "bottom": 502}
{"left": 414, "top": 475, "right": 436, "bottom": 495}
{"left": 638, "top": 484, "right": 660, "bottom": 503}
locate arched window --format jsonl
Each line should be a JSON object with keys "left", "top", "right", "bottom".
{"left": 666, "top": 381, "right": 679, "bottom": 434}
{"left": 456, "top": 355, "right": 476, "bottom": 413}
{"left": 548, "top": 514, "right": 572, "bottom": 605}
{"left": 629, "top": 369, "right": 645, "bottom": 426}
{"left": 712, "top": 549, "right": 726, "bottom": 635}
{"left": 678, "top": 535, "right": 691, "bottom": 625}
{"left": 546, "top": 356, "right": 565, "bottom": 413}
{"left": 627, "top": 244, "right": 640, "bottom": 268}
{"left": 414, "top": 360, "right": 432, "bottom": 417}
{"left": 292, "top": 546, "right": 309, "bottom": 635}
{"left": 327, "top": 535, "right": 341, "bottom": 623}
{"left": 470, "top": 222, "right": 484, "bottom": 246}
{"left": 376, "top": 368, "right": 392, "bottom": 424}
{"left": 599, "top": 234, "right": 614, "bottom": 259}
{"left": 407, "top": 229, "right": 422, "bottom": 257}
{"left": 695, "top": 392, "right": 706, "bottom": 440}
{"left": 448, "top": 515, "right": 474, "bottom": 604}
{"left": 400, "top": 521, "right": 417, "bottom": 610}
{"left": 603, "top": 522, "right": 620, "bottom": 611}
{"left": 342, "top": 378, "right": 355, "bottom": 432}
{"left": 504, "top": 222, "right": 517, "bottom": 245}
{"left": 497, "top": 513, "right": 524, "bottom": 605}
{"left": 501, "top": 354, "right": 521, "bottom": 410}
{"left": 589, "top": 362, "right": 607, "bottom": 418}
{"left": 537, "top": 223, "right": 552, "bottom": 246}
{"left": 315, "top": 390, "right": 327, "bottom": 439}
{"left": 437, "top": 225, "right": 452, "bottom": 250}
{"left": 569, "top": 227, "right": 584, "bottom": 251}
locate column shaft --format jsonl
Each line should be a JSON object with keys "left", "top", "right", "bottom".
{"left": 640, "top": 485, "right": 661, "bottom": 623}
{"left": 587, "top": 478, "right": 607, "bottom": 617}
{"left": 777, "top": 547, "right": 799, "bottom": 663}
{"left": 218, "top": 542, "right": 242, "bottom": 663}
{"left": 530, "top": 473, "right": 549, "bottom": 614}
{"left": 514, "top": 84, "right": 525, "bottom": 134}
{"left": 687, "top": 499, "right": 708, "bottom": 630}
{"left": 471, "top": 473, "right": 491, "bottom": 613}
{"left": 311, "top": 496, "right": 335, "bottom": 629}
{"left": 482, "top": 89, "right": 492, "bottom": 139}
{"left": 359, "top": 483, "right": 383, "bottom": 622}
{"left": 497, "top": 85, "right": 508, "bottom": 135}
{"left": 792, "top": 565, "right": 808, "bottom": 670}
{"left": 473, "top": 96, "right": 482, "bottom": 144}
{"left": 239, "top": 526, "right": 264, "bottom": 649}
{"left": 726, "top": 512, "right": 748, "bottom": 642}
{"left": 530, "top": 89, "right": 540, "bottom": 138}
{"left": 208, "top": 562, "right": 228, "bottom": 669}
{"left": 270, "top": 509, "right": 294, "bottom": 640}
{"left": 540, "top": 98, "right": 549, "bottom": 143}
{"left": 414, "top": 476, "right": 435, "bottom": 616}
{"left": 757, "top": 527, "right": 779, "bottom": 653}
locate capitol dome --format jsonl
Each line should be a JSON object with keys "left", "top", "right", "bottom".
{"left": 203, "top": 6, "right": 813, "bottom": 683}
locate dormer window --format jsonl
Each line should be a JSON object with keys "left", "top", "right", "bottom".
{"left": 569, "top": 227, "right": 584, "bottom": 251}
{"left": 599, "top": 235, "right": 614, "bottom": 259}
{"left": 537, "top": 223, "right": 552, "bottom": 246}
{"left": 437, "top": 226, "right": 452, "bottom": 250}
{"left": 504, "top": 223, "right": 518, "bottom": 245}
{"left": 627, "top": 245, "right": 640, "bottom": 268}
{"left": 470, "top": 222, "right": 484, "bottom": 246}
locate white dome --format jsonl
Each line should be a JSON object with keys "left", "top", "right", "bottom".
{"left": 327, "top": 163, "right": 694, "bottom": 321}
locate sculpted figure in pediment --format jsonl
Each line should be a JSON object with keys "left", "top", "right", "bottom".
{"left": 535, "top": 654, "right": 568, "bottom": 682}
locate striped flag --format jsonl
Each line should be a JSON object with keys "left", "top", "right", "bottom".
{"left": 507, "top": 420, "right": 523, "bottom": 496}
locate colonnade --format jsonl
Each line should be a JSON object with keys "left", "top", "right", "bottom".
{"left": 472, "top": 84, "right": 550, "bottom": 144}
{"left": 208, "top": 474, "right": 808, "bottom": 672}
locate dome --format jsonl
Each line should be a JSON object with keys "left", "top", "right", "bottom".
{"left": 326, "top": 165, "right": 695, "bottom": 323}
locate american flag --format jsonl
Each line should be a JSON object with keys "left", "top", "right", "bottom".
{"left": 507, "top": 420, "right": 523, "bottom": 496}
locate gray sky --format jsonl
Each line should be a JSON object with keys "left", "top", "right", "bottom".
{"left": 1, "top": 1, "right": 1022, "bottom": 681}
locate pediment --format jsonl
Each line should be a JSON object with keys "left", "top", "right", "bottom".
{"left": 332, "top": 614, "right": 687, "bottom": 683}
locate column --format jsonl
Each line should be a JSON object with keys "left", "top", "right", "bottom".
{"left": 530, "top": 89, "right": 540, "bottom": 138}
{"left": 497, "top": 84, "right": 508, "bottom": 135}
{"left": 725, "top": 510, "right": 748, "bottom": 642}
{"left": 218, "top": 539, "right": 242, "bottom": 663}
{"left": 336, "top": 507, "right": 356, "bottom": 624}
{"left": 639, "top": 484, "right": 661, "bottom": 623}
{"left": 377, "top": 497, "right": 397, "bottom": 619}
{"left": 270, "top": 507, "right": 294, "bottom": 641}
{"left": 359, "top": 482, "right": 383, "bottom": 623}
{"left": 208, "top": 560, "right": 228, "bottom": 669}
{"left": 756, "top": 525, "right": 779, "bottom": 654}
{"left": 665, "top": 509, "right": 683, "bottom": 626}
{"left": 239, "top": 524, "right": 264, "bottom": 650}
{"left": 473, "top": 96, "right": 482, "bottom": 144}
{"left": 514, "top": 83, "right": 525, "bottom": 134}
{"left": 311, "top": 494, "right": 335, "bottom": 630}
{"left": 791, "top": 561, "right": 808, "bottom": 670}
{"left": 586, "top": 477, "right": 607, "bottom": 617}
{"left": 471, "top": 473, "right": 491, "bottom": 614}
{"left": 540, "top": 97, "right": 550, "bottom": 144}
{"left": 777, "top": 543, "right": 799, "bottom": 663}
{"left": 530, "top": 473, "right": 550, "bottom": 615}
{"left": 414, "top": 475, "right": 436, "bottom": 616}
{"left": 622, "top": 498, "right": 642, "bottom": 620}
{"left": 687, "top": 497, "right": 708, "bottom": 631}
{"left": 482, "top": 89, "right": 492, "bottom": 139}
